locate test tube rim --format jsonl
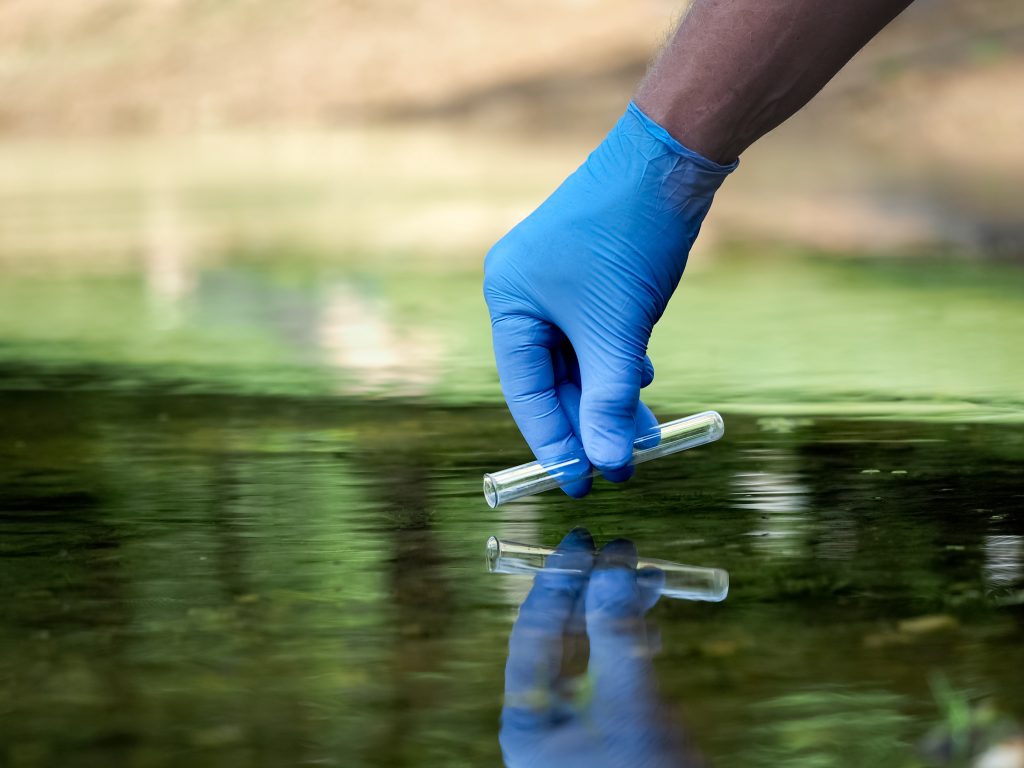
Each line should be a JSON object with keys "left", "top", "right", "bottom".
{"left": 485, "top": 535, "right": 501, "bottom": 571}
{"left": 483, "top": 475, "right": 499, "bottom": 508}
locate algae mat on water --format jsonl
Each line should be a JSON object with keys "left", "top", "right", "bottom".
{"left": 1, "top": 251, "right": 1021, "bottom": 421}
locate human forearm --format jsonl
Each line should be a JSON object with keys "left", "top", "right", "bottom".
{"left": 635, "top": 0, "right": 913, "bottom": 163}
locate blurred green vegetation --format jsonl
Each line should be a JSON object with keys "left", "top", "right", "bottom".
{"left": 1, "top": 248, "right": 1021, "bottom": 421}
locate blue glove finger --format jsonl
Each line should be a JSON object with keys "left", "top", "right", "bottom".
{"left": 504, "top": 528, "right": 595, "bottom": 735}
{"left": 552, "top": 381, "right": 593, "bottom": 498}
{"left": 634, "top": 399, "right": 660, "bottom": 451}
{"left": 551, "top": 344, "right": 593, "bottom": 499}
{"left": 634, "top": 354, "right": 658, "bottom": 442}
{"left": 491, "top": 314, "right": 592, "bottom": 498}
{"left": 557, "top": 346, "right": 659, "bottom": 489}
{"left": 641, "top": 355, "right": 655, "bottom": 389}
{"left": 585, "top": 540, "right": 664, "bottom": 742}
{"left": 575, "top": 342, "right": 647, "bottom": 481}
{"left": 556, "top": 344, "right": 660, "bottom": 484}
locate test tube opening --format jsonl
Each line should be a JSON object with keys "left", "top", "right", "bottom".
{"left": 485, "top": 536, "right": 501, "bottom": 571}
{"left": 483, "top": 475, "right": 499, "bottom": 508}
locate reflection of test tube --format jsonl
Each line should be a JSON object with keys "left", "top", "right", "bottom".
{"left": 483, "top": 411, "right": 725, "bottom": 508}
{"left": 486, "top": 537, "right": 729, "bottom": 602}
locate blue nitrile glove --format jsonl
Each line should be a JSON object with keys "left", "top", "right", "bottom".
{"left": 501, "top": 529, "right": 695, "bottom": 768}
{"left": 484, "top": 102, "right": 736, "bottom": 496}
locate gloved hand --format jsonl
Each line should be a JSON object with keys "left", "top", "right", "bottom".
{"left": 500, "top": 528, "right": 696, "bottom": 768}
{"left": 484, "top": 103, "right": 736, "bottom": 496}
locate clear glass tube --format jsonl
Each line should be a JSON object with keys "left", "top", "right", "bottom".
{"left": 485, "top": 536, "right": 729, "bottom": 602}
{"left": 483, "top": 410, "right": 724, "bottom": 508}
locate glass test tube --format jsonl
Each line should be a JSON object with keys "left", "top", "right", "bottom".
{"left": 483, "top": 410, "right": 724, "bottom": 508}
{"left": 486, "top": 537, "right": 729, "bottom": 602}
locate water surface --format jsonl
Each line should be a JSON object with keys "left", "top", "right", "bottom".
{"left": 1, "top": 249, "right": 1023, "bottom": 766}
{"left": 2, "top": 380, "right": 1022, "bottom": 767}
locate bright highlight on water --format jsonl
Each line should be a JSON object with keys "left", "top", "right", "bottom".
{"left": 483, "top": 410, "right": 725, "bottom": 508}
{"left": 485, "top": 537, "right": 730, "bottom": 602}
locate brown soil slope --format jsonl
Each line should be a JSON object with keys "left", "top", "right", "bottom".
{"left": 0, "top": 0, "right": 1020, "bottom": 139}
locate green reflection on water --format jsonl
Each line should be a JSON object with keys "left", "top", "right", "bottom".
{"left": 1, "top": 389, "right": 1022, "bottom": 767}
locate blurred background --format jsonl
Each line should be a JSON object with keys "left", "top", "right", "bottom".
{"left": 0, "top": 0, "right": 1021, "bottom": 409}
{"left": 1, "top": 2, "right": 1023, "bottom": 767}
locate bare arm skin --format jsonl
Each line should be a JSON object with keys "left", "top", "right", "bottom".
{"left": 635, "top": 0, "right": 914, "bottom": 164}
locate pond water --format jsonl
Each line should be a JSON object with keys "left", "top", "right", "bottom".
{"left": 1, "top": 253, "right": 1023, "bottom": 767}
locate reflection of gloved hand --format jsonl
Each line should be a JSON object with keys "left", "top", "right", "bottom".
{"left": 500, "top": 528, "right": 695, "bottom": 768}
{"left": 484, "top": 103, "right": 736, "bottom": 496}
